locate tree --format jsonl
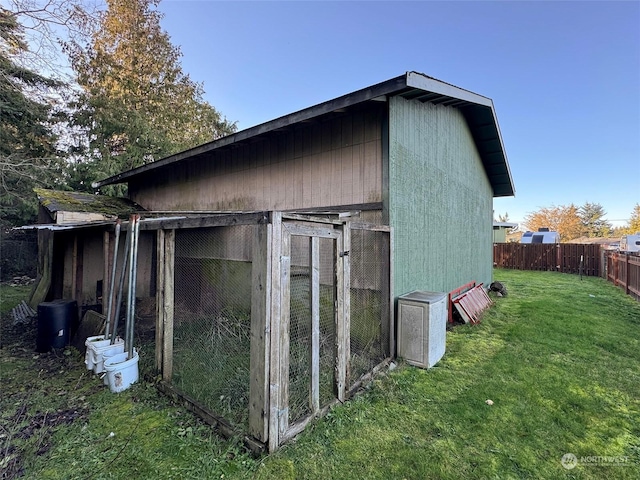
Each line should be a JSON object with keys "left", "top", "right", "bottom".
{"left": 495, "top": 212, "right": 510, "bottom": 222}
{"left": 0, "top": 8, "right": 64, "bottom": 225}
{"left": 3, "top": 0, "right": 98, "bottom": 83}
{"left": 523, "top": 204, "right": 583, "bottom": 241}
{"left": 578, "top": 202, "right": 612, "bottom": 238}
{"left": 621, "top": 204, "right": 640, "bottom": 235}
{"left": 66, "top": 0, "right": 236, "bottom": 192}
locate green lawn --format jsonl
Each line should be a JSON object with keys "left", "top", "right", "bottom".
{"left": 1, "top": 270, "right": 639, "bottom": 479}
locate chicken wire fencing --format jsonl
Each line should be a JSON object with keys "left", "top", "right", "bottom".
{"left": 349, "top": 226, "right": 391, "bottom": 388}
{"left": 171, "top": 224, "right": 255, "bottom": 430}
{"left": 287, "top": 234, "right": 337, "bottom": 425}
{"left": 284, "top": 223, "right": 391, "bottom": 426}
{"left": 161, "top": 218, "right": 391, "bottom": 443}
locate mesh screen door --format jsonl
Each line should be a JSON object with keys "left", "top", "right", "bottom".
{"left": 277, "top": 220, "right": 346, "bottom": 440}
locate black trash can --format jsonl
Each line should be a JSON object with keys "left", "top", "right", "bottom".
{"left": 37, "top": 299, "right": 78, "bottom": 352}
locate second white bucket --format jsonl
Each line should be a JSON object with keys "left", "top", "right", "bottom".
{"left": 104, "top": 350, "right": 139, "bottom": 393}
{"left": 84, "top": 335, "right": 108, "bottom": 370}
{"left": 91, "top": 338, "right": 124, "bottom": 375}
{"left": 101, "top": 346, "right": 125, "bottom": 385}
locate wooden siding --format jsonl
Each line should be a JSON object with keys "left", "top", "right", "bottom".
{"left": 129, "top": 105, "right": 385, "bottom": 212}
{"left": 388, "top": 97, "right": 493, "bottom": 296}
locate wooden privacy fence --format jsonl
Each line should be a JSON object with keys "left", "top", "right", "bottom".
{"left": 604, "top": 251, "right": 640, "bottom": 300}
{"left": 493, "top": 243, "right": 601, "bottom": 276}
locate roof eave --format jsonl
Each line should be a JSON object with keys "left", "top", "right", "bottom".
{"left": 93, "top": 71, "right": 515, "bottom": 198}
{"left": 93, "top": 74, "right": 411, "bottom": 188}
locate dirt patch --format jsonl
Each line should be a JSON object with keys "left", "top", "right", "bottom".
{"left": 17, "top": 408, "right": 88, "bottom": 441}
{"left": 2, "top": 403, "right": 88, "bottom": 480}
{"left": 1, "top": 315, "right": 93, "bottom": 480}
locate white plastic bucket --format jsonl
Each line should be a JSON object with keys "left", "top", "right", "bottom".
{"left": 104, "top": 350, "right": 139, "bottom": 393}
{"left": 84, "top": 335, "right": 107, "bottom": 370}
{"left": 101, "top": 346, "right": 125, "bottom": 385}
{"left": 91, "top": 338, "right": 124, "bottom": 375}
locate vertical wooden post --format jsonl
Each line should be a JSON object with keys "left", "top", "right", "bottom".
{"left": 278, "top": 229, "right": 291, "bottom": 436}
{"left": 625, "top": 253, "right": 630, "bottom": 295}
{"left": 74, "top": 235, "right": 84, "bottom": 311}
{"left": 28, "top": 230, "right": 53, "bottom": 309}
{"left": 309, "top": 236, "right": 320, "bottom": 413}
{"left": 268, "top": 212, "right": 283, "bottom": 452}
{"left": 334, "top": 230, "right": 346, "bottom": 402}
{"left": 388, "top": 227, "right": 395, "bottom": 359}
{"left": 342, "top": 223, "right": 351, "bottom": 392}
{"left": 249, "top": 221, "right": 271, "bottom": 442}
{"left": 162, "top": 229, "right": 175, "bottom": 382}
{"left": 71, "top": 234, "right": 78, "bottom": 301}
{"left": 381, "top": 228, "right": 394, "bottom": 358}
{"left": 155, "top": 229, "right": 165, "bottom": 372}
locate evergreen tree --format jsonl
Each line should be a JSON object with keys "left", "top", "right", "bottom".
{"left": 623, "top": 204, "right": 640, "bottom": 234}
{"left": 67, "top": 0, "right": 235, "bottom": 193}
{"left": 0, "top": 8, "right": 63, "bottom": 225}
{"left": 578, "top": 202, "right": 612, "bottom": 238}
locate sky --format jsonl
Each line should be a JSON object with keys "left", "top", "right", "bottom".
{"left": 130, "top": 1, "right": 640, "bottom": 228}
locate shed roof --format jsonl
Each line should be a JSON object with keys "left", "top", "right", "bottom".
{"left": 493, "top": 221, "right": 518, "bottom": 228}
{"left": 94, "top": 71, "right": 515, "bottom": 197}
{"left": 35, "top": 188, "right": 143, "bottom": 219}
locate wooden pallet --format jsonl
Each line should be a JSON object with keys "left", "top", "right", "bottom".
{"left": 451, "top": 283, "right": 492, "bottom": 325}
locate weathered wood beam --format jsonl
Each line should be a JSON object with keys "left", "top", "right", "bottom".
{"left": 334, "top": 229, "right": 346, "bottom": 402}
{"left": 136, "top": 212, "right": 269, "bottom": 231}
{"left": 155, "top": 229, "right": 165, "bottom": 372}
{"left": 309, "top": 236, "right": 320, "bottom": 413}
{"left": 249, "top": 222, "right": 271, "bottom": 442}
{"left": 162, "top": 229, "right": 175, "bottom": 382}
{"left": 278, "top": 229, "right": 291, "bottom": 437}
{"left": 157, "top": 381, "right": 266, "bottom": 455}
{"left": 268, "top": 211, "right": 283, "bottom": 452}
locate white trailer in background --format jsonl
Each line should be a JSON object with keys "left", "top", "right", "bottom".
{"left": 521, "top": 230, "right": 560, "bottom": 244}
{"left": 619, "top": 234, "right": 640, "bottom": 253}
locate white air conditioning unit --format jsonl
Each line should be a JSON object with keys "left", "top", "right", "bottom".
{"left": 397, "top": 291, "right": 447, "bottom": 369}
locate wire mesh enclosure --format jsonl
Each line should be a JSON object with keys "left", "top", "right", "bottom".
{"left": 287, "top": 234, "right": 337, "bottom": 425}
{"left": 171, "top": 225, "right": 255, "bottom": 430}
{"left": 154, "top": 212, "right": 392, "bottom": 452}
{"left": 349, "top": 226, "right": 391, "bottom": 387}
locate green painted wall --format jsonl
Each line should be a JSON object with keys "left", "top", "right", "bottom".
{"left": 493, "top": 227, "right": 507, "bottom": 243}
{"left": 388, "top": 97, "right": 493, "bottom": 297}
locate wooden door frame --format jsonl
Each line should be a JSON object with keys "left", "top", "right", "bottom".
{"left": 268, "top": 215, "right": 350, "bottom": 451}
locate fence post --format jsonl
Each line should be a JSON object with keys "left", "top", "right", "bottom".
{"left": 249, "top": 221, "right": 271, "bottom": 442}
{"left": 162, "top": 229, "right": 175, "bottom": 382}
{"left": 155, "top": 229, "right": 165, "bottom": 372}
{"left": 625, "top": 253, "right": 630, "bottom": 295}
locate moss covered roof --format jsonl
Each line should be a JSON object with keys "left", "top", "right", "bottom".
{"left": 34, "top": 188, "right": 143, "bottom": 218}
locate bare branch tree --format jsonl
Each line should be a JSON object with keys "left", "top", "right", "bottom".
{"left": 3, "top": 0, "right": 100, "bottom": 83}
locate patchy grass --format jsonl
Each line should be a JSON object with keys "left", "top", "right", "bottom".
{"left": 0, "top": 285, "right": 32, "bottom": 317}
{"left": 1, "top": 270, "right": 639, "bottom": 479}
{"left": 256, "top": 270, "right": 640, "bottom": 479}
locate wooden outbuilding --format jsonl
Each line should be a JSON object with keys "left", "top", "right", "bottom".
{"left": 31, "top": 72, "right": 514, "bottom": 452}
